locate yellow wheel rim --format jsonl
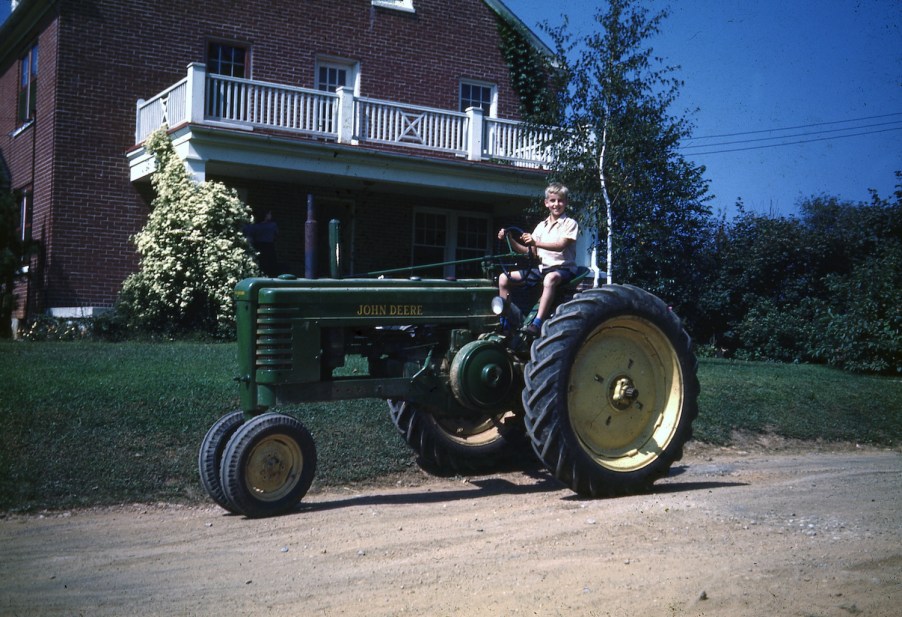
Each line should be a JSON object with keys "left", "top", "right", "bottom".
{"left": 244, "top": 434, "right": 304, "bottom": 502}
{"left": 567, "top": 316, "right": 684, "bottom": 472}
{"left": 435, "top": 412, "right": 514, "bottom": 446}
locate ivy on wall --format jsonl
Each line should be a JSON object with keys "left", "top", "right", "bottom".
{"left": 496, "top": 18, "right": 555, "bottom": 123}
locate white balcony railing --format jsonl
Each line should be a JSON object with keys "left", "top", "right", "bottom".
{"left": 135, "top": 63, "right": 551, "bottom": 168}
{"left": 357, "top": 97, "right": 468, "bottom": 156}
{"left": 206, "top": 74, "right": 339, "bottom": 137}
{"left": 486, "top": 117, "right": 555, "bottom": 167}
{"left": 135, "top": 77, "right": 189, "bottom": 140}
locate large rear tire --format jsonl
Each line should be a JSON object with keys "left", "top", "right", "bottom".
{"left": 220, "top": 413, "right": 317, "bottom": 518}
{"left": 523, "top": 285, "right": 698, "bottom": 497}
{"left": 387, "top": 400, "right": 525, "bottom": 475}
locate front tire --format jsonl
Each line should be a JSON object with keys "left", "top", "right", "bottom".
{"left": 387, "top": 400, "right": 525, "bottom": 475}
{"left": 198, "top": 410, "right": 245, "bottom": 513}
{"left": 220, "top": 413, "right": 317, "bottom": 518}
{"left": 523, "top": 285, "right": 698, "bottom": 497}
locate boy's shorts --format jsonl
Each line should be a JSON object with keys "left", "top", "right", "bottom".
{"left": 522, "top": 266, "right": 576, "bottom": 286}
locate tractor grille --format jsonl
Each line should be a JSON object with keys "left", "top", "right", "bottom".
{"left": 255, "top": 306, "right": 299, "bottom": 371}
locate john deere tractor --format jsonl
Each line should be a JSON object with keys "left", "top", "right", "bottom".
{"left": 198, "top": 226, "right": 699, "bottom": 517}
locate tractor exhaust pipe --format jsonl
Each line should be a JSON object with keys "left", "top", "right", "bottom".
{"left": 304, "top": 193, "right": 317, "bottom": 279}
{"left": 329, "top": 219, "right": 342, "bottom": 279}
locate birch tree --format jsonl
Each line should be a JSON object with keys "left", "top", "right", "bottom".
{"left": 536, "top": 0, "right": 711, "bottom": 306}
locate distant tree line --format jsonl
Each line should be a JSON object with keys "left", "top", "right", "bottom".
{"left": 685, "top": 183, "right": 901, "bottom": 374}
{"left": 590, "top": 175, "right": 902, "bottom": 375}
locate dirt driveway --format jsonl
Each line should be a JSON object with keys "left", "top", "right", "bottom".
{"left": 1, "top": 443, "right": 899, "bottom": 617}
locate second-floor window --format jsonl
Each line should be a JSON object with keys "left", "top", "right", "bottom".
{"left": 459, "top": 81, "right": 496, "bottom": 117}
{"left": 318, "top": 65, "right": 347, "bottom": 92}
{"left": 207, "top": 43, "right": 248, "bottom": 78}
{"left": 18, "top": 43, "right": 38, "bottom": 123}
{"left": 313, "top": 59, "right": 358, "bottom": 133}
{"left": 207, "top": 43, "right": 249, "bottom": 120}
{"left": 316, "top": 59, "right": 359, "bottom": 94}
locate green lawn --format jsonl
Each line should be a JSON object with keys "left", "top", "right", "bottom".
{"left": 696, "top": 358, "right": 902, "bottom": 444}
{"left": 1, "top": 342, "right": 899, "bottom": 512}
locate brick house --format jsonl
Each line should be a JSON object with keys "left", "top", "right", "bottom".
{"left": 0, "top": 0, "right": 555, "bottom": 329}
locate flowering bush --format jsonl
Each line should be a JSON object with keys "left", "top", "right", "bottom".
{"left": 117, "top": 129, "right": 259, "bottom": 337}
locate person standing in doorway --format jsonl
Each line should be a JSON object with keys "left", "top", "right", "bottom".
{"left": 246, "top": 210, "right": 279, "bottom": 276}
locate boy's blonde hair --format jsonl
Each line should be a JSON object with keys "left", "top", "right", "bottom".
{"left": 545, "top": 183, "right": 569, "bottom": 200}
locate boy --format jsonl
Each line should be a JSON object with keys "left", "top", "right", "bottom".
{"left": 497, "top": 183, "right": 579, "bottom": 335}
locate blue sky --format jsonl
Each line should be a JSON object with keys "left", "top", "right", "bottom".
{"left": 3, "top": 1, "right": 899, "bottom": 217}
{"left": 507, "top": 0, "right": 901, "bottom": 217}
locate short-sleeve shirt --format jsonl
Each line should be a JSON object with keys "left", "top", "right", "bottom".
{"left": 533, "top": 215, "right": 579, "bottom": 272}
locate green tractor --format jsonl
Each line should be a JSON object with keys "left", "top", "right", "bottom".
{"left": 198, "top": 226, "right": 699, "bottom": 517}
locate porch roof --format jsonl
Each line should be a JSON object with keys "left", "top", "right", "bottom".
{"left": 127, "top": 122, "right": 548, "bottom": 202}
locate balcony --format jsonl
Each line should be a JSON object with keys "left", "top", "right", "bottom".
{"left": 132, "top": 63, "right": 553, "bottom": 187}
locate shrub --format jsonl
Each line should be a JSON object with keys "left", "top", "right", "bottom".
{"left": 117, "top": 129, "right": 259, "bottom": 337}
{"left": 813, "top": 244, "right": 902, "bottom": 374}
{"left": 21, "top": 311, "right": 130, "bottom": 342}
{"left": 734, "top": 297, "right": 821, "bottom": 364}
{"left": 700, "top": 185, "right": 902, "bottom": 374}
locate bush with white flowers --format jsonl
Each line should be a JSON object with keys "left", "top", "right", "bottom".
{"left": 117, "top": 129, "right": 259, "bottom": 336}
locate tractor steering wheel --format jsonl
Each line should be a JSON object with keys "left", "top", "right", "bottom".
{"left": 498, "top": 226, "right": 539, "bottom": 284}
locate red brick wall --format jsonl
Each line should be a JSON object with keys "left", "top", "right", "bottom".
{"left": 0, "top": 6, "right": 61, "bottom": 316}
{"left": 1, "top": 0, "right": 533, "bottom": 312}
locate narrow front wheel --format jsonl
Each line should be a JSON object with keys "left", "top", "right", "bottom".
{"left": 220, "top": 413, "right": 317, "bottom": 518}
{"left": 198, "top": 410, "right": 245, "bottom": 513}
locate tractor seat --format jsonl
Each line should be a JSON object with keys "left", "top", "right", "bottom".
{"left": 566, "top": 265, "right": 591, "bottom": 287}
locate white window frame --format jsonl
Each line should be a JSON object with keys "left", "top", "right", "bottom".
{"left": 18, "top": 42, "right": 38, "bottom": 124}
{"left": 459, "top": 79, "right": 497, "bottom": 117}
{"left": 412, "top": 208, "right": 491, "bottom": 278}
{"left": 372, "top": 0, "right": 415, "bottom": 13}
{"left": 17, "top": 189, "right": 32, "bottom": 243}
{"left": 207, "top": 41, "right": 249, "bottom": 78}
{"left": 315, "top": 57, "right": 360, "bottom": 96}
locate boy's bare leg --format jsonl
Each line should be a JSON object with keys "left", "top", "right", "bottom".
{"left": 498, "top": 272, "right": 511, "bottom": 300}
{"left": 497, "top": 270, "right": 524, "bottom": 300}
{"left": 536, "top": 271, "right": 563, "bottom": 322}
{"left": 497, "top": 271, "right": 526, "bottom": 330}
